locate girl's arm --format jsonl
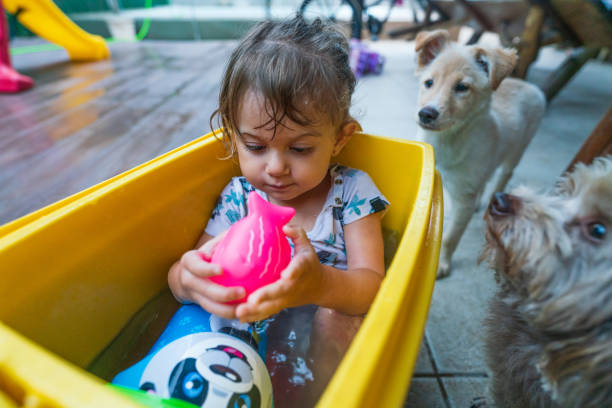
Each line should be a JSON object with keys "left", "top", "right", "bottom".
{"left": 318, "top": 212, "right": 385, "bottom": 313}
{"left": 236, "top": 212, "right": 385, "bottom": 321}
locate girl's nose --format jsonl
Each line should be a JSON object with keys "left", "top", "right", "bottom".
{"left": 266, "top": 152, "right": 289, "bottom": 176}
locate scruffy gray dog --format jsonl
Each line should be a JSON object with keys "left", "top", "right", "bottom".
{"left": 476, "top": 156, "right": 612, "bottom": 408}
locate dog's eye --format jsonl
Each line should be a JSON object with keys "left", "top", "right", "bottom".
{"left": 587, "top": 222, "right": 607, "bottom": 241}
{"left": 455, "top": 83, "right": 469, "bottom": 92}
{"left": 424, "top": 79, "right": 433, "bottom": 88}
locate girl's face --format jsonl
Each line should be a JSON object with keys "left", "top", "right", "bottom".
{"left": 235, "top": 90, "right": 352, "bottom": 204}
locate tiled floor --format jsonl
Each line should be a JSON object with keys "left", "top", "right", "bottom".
{"left": 354, "top": 40, "right": 612, "bottom": 407}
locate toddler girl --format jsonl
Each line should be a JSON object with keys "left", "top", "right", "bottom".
{"left": 168, "top": 14, "right": 389, "bottom": 405}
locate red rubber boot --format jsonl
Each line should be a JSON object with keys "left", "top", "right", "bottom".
{"left": 0, "top": 1, "right": 33, "bottom": 93}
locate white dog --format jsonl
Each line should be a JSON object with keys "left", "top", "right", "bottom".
{"left": 414, "top": 29, "right": 546, "bottom": 278}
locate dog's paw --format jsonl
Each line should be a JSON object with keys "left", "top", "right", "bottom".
{"left": 470, "top": 396, "right": 489, "bottom": 408}
{"left": 436, "top": 261, "right": 451, "bottom": 279}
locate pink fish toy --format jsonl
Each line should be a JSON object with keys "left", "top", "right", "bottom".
{"left": 208, "top": 191, "right": 295, "bottom": 303}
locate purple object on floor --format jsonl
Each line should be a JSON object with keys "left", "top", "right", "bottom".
{"left": 350, "top": 39, "right": 385, "bottom": 79}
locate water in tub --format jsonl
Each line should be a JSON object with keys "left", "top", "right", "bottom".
{"left": 95, "top": 228, "right": 399, "bottom": 407}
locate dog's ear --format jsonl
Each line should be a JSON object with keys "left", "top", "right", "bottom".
{"left": 472, "top": 47, "right": 517, "bottom": 90}
{"left": 415, "top": 30, "right": 450, "bottom": 70}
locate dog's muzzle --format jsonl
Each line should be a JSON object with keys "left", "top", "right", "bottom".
{"left": 489, "top": 192, "right": 517, "bottom": 216}
{"left": 418, "top": 106, "right": 439, "bottom": 127}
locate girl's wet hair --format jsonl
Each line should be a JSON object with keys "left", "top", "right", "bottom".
{"left": 210, "top": 14, "right": 356, "bottom": 155}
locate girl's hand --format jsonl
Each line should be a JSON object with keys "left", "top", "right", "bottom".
{"left": 236, "top": 225, "right": 325, "bottom": 322}
{"left": 171, "top": 231, "right": 246, "bottom": 319}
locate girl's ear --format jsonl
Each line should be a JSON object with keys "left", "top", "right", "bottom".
{"left": 333, "top": 120, "right": 359, "bottom": 156}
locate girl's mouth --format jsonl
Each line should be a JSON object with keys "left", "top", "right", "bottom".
{"left": 267, "top": 184, "right": 293, "bottom": 191}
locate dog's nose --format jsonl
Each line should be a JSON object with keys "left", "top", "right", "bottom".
{"left": 490, "top": 192, "right": 515, "bottom": 216}
{"left": 418, "top": 107, "right": 439, "bottom": 124}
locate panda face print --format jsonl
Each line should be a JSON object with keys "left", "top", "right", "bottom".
{"left": 138, "top": 332, "right": 270, "bottom": 407}
{"left": 196, "top": 345, "right": 253, "bottom": 392}
{"left": 168, "top": 358, "right": 208, "bottom": 405}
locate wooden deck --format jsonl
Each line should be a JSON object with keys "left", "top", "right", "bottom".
{"left": 0, "top": 40, "right": 234, "bottom": 225}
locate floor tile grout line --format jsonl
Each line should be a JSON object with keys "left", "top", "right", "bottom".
{"left": 424, "top": 330, "right": 452, "bottom": 408}
{"left": 413, "top": 373, "right": 489, "bottom": 378}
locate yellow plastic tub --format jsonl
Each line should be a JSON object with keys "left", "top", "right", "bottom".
{"left": 0, "top": 131, "right": 442, "bottom": 408}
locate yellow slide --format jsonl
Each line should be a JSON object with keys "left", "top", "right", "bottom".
{"left": 4, "top": 0, "right": 109, "bottom": 60}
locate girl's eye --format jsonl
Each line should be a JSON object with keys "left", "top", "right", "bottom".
{"left": 455, "top": 83, "right": 469, "bottom": 92}
{"left": 424, "top": 79, "right": 433, "bottom": 88}
{"left": 245, "top": 144, "right": 265, "bottom": 152}
{"left": 586, "top": 221, "right": 607, "bottom": 242}
{"left": 291, "top": 146, "right": 312, "bottom": 154}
